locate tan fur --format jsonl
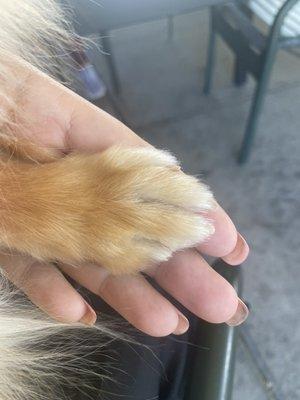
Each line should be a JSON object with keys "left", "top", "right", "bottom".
{"left": 0, "top": 1, "right": 214, "bottom": 399}
{"left": 0, "top": 146, "right": 213, "bottom": 274}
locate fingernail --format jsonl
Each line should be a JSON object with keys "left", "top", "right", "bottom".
{"left": 79, "top": 302, "right": 97, "bottom": 326}
{"left": 173, "top": 313, "right": 189, "bottom": 335}
{"left": 223, "top": 233, "right": 249, "bottom": 265}
{"left": 226, "top": 299, "right": 249, "bottom": 326}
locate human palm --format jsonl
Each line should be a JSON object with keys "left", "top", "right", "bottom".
{"left": 0, "top": 65, "right": 249, "bottom": 336}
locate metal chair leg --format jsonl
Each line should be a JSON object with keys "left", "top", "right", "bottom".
{"left": 185, "top": 259, "right": 242, "bottom": 400}
{"left": 238, "top": 0, "right": 298, "bottom": 163}
{"left": 238, "top": 49, "right": 277, "bottom": 163}
{"left": 233, "top": 0, "right": 253, "bottom": 87}
{"left": 203, "top": 7, "right": 216, "bottom": 95}
{"left": 101, "top": 31, "right": 121, "bottom": 94}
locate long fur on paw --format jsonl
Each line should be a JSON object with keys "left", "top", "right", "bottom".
{"left": 1, "top": 146, "right": 214, "bottom": 274}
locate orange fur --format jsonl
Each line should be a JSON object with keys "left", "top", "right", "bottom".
{"left": 0, "top": 143, "right": 214, "bottom": 275}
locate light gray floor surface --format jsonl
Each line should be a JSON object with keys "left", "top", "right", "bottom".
{"left": 75, "top": 7, "right": 300, "bottom": 400}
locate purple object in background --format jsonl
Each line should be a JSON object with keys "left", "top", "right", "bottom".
{"left": 71, "top": 39, "right": 107, "bottom": 100}
{"left": 77, "top": 64, "right": 107, "bottom": 100}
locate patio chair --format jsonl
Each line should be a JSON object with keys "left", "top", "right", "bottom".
{"left": 203, "top": 0, "right": 300, "bottom": 163}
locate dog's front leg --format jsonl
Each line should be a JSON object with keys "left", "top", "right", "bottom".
{"left": 0, "top": 146, "right": 214, "bottom": 274}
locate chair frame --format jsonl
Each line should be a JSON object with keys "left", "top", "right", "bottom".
{"left": 204, "top": 0, "right": 300, "bottom": 163}
{"left": 184, "top": 259, "right": 242, "bottom": 400}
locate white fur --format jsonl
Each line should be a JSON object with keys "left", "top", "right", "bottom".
{"left": 0, "top": 273, "right": 130, "bottom": 400}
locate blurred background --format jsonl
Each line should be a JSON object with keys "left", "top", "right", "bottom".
{"left": 63, "top": 1, "right": 300, "bottom": 399}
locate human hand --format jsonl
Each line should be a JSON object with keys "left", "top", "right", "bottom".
{"left": 0, "top": 64, "right": 249, "bottom": 336}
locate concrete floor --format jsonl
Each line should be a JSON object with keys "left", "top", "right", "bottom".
{"left": 76, "top": 8, "right": 300, "bottom": 400}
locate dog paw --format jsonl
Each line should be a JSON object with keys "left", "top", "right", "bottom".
{"left": 3, "top": 147, "right": 215, "bottom": 274}
{"left": 71, "top": 146, "right": 215, "bottom": 273}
